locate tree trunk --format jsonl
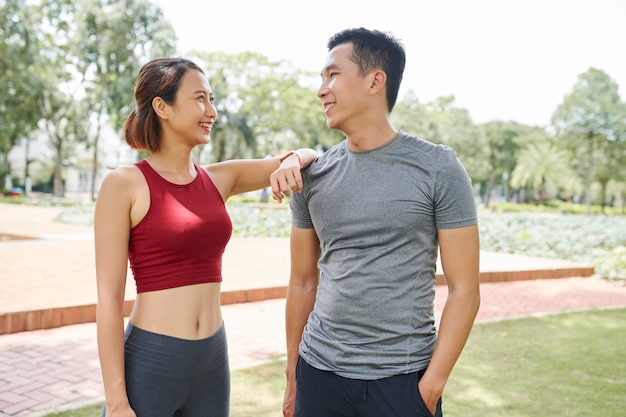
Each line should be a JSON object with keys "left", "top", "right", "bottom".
{"left": 600, "top": 182, "right": 607, "bottom": 214}
{"left": 585, "top": 131, "right": 594, "bottom": 215}
{"left": 53, "top": 140, "right": 63, "bottom": 198}
{"left": 90, "top": 113, "right": 104, "bottom": 202}
{"left": 483, "top": 178, "right": 495, "bottom": 208}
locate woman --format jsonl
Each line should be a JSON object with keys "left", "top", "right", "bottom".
{"left": 94, "top": 57, "right": 317, "bottom": 417}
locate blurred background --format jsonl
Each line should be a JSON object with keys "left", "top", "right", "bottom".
{"left": 1, "top": 0, "right": 625, "bottom": 208}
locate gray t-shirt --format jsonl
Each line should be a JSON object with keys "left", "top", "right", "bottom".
{"left": 290, "top": 131, "right": 477, "bottom": 380}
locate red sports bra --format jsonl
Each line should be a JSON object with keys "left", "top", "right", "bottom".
{"left": 128, "top": 160, "right": 233, "bottom": 293}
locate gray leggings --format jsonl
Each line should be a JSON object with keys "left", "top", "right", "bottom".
{"left": 101, "top": 322, "right": 230, "bottom": 417}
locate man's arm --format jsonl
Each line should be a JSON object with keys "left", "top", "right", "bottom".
{"left": 283, "top": 226, "right": 321, "bottom": 417}
{"left": 419, "top": 224, "right": 481, "bottom": 413}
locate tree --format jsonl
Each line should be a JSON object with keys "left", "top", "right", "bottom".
{"left": 479, "top": 121, "right": 548, "bottom": 205}
{"left": 510, "top": 139, "right": 579, "bottom": 202}
{"left": 40, "top": 93, "right": 89, "bottom": 197}
{"left": 190, "top": 51, "right": 336, "bottom": 161}
{"left": 391, "top": 90, "right": 441, "bottom": 142}
{"left": 551, "top": 67, "right": 626, "bottom": 213}
{"left": 0, "top": 0, "right": 48, "bottom": 191}
{"left": 593, "top": 136, "right": 626, "bottom": 212}
{"left": 1, "top": 0, "right": 98, "bottom": 197}
{"left": 1, "top": 0, "right": 176, "bottom": 198}
{"left": 73, "top": 0, "right": 176, "bottom": 200}
{"left": 30, "top": 0, "right": 82, "bottom": 197}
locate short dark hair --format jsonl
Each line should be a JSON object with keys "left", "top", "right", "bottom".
{"left": 327, "top": 28, "right": 405, "bottom": 112}
{"left": 123, "top": 57, "right": 205, "bottom": 152}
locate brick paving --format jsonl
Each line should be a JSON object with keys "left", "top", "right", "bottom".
{"left": 1, "top": 203, "right": 626, "bottom": 416}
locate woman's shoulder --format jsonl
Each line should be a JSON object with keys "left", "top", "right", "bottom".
{"left": 99, "top": 164, "right": 146, "bottom": 193}
{"left": 104, "top": 163, "right": 142, "bottom": 180}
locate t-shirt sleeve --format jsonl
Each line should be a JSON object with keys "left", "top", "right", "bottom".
{"left": 433, "top": 147, "right": 478, "bottom": 229}
{"left": 290, "top": 187, "right": 314, "bottom": 229}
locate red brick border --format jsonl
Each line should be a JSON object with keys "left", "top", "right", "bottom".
{"left": 1, "top": 267, "right": 595, "bottom": 335}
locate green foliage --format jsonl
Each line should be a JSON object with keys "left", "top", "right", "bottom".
{"left": 391, "top": 90, "right": 440, "bottom": 140}
{"left": 188, "top": 51, "right": 337, "bottom": 162}
{"left": 0, "top": 0, "right": 49, "bottom": 186}
{"left": 552, "top": 67, "right": 626, "bottom": 140}
{"left": 510, "top": 140, "right": 580, "bottom": 199}
{"left": 0, "top": 195, "right": 25, "bottom": 204}
{"left": 0, "top": 0, "right": 177, "bottom": 198}
{"left": 76, "top": 0, "right": 177, "bottom": 130}
{"left": 3, "top": 14, "right": 626, "bottom": 207}
{"left": 593, "top": 246, "right": 626, "bottom": 282}
{"left": 478, "top": 121, "right": 523, "bottom": 200}
{"left": 489, "top": 200, "right": 624, "bottom": 215}
{"left": 227, "top": 203, "right": 292, "bottom": 238}
{"left": 479, "top": 211, "right": 626, "bottom": 281}
{"left": 551, "top": 67, "right": 626, "bottom": 212}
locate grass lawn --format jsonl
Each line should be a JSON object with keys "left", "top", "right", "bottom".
{"left": 43, "top": 308, "right": 626, "bottom": 417}
{"left": 444, "top": 308, "right": 626, "bottom": 416}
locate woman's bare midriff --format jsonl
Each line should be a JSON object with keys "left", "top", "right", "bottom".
{"left": 129, "top": 282, "right": 223, "bottom": 340}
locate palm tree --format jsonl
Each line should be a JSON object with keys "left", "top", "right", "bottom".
{"left": 510, "top": 141, "right": 578, "bottom": 202}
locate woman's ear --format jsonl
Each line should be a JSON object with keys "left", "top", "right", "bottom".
{"left": 152, "top": 96, "right": 168, "bottom": 120}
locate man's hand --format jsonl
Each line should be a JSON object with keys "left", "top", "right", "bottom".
{"left": 282, "top": 377, "right": 297, "bottom": 417}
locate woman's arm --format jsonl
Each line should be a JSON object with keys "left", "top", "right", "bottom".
{"left": 205, "top": 148, "right": 318, "bottom": 202}
{"left": 94, "top": 168, "right": 136, "bottom": 417}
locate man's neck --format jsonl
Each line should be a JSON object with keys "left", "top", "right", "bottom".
{"left": 344, "top": 125, "right": 398, "bottom": 152}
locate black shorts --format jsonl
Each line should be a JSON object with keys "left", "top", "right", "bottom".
{"left": 295, "top": 356, "right": 442, "bottom": 417}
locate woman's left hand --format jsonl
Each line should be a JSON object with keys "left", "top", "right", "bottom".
{"left": 270, "top": 154, "right": 304, "bottom": 203}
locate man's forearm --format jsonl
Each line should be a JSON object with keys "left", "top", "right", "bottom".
{"left": 284, "top": 283, "right": 317, "bottom": 377}
{"left": 422, "top": 285, "right": 480, "bottom": 396}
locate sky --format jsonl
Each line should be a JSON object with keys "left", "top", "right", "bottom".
{"left": 152, "top": 0, "right": 626, "bottom": 127}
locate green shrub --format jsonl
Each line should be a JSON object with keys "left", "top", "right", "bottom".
{"left": 593, "top": 246, "right": 626, "bottom": 282}
{"left": 489, "top": 201, "right": 625, "bottom": 215}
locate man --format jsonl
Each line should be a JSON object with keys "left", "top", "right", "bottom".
{"left": 283, "top": 27, "right": 480, "bottom": 417}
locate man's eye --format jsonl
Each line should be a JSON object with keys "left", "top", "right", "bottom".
{"left": 321, "top": 72, "right": 337, "bottom": 82}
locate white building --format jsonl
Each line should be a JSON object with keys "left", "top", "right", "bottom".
{"left": 6, "top": 124, "right": 136, "bottom": 199}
